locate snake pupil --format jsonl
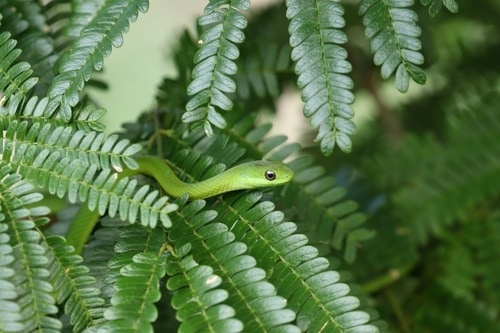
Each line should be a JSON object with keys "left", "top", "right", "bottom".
{"left": 265, "top": 170, "right": 276, "bottom": 181}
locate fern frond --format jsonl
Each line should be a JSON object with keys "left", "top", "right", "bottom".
{"left": 233, "top": 2, "right": 291, "bottom": 105}
{"left": 471, "top": 210, "right": 500, "bottom": 308}
{"left": 0, "top": 95, "right": 106, "bottom": 132}
{"left": 413, "top": 284, "right": 499, "bottom": 332}
{"left": 1, "top": 122, "right": 176, "bottom": 228}
{"left": 183, "top": 0, "right": 249, "bottom": 136}
{"left": 286, "top": 0, "right": 355, "bottom": 154}
{"left": 169, "top": 197, "right": 300, "bottom": 332}
{"left": 351, "top": 210, "right": 418, "bottom": 292}
{"left": 40, "top": 0, "right": 73, "bottom": 48}
{"left": 217, "top": 192, "right": 378, "bottom": 332}
{"left": 160, "top": 115, "right": 374, "bottom": 263}
{"left": 0, "top": 31, "right": 38, "bottom": 100}
{"left": 0, "top": 0, "right": 58, "bottom": 95}
{"left": 420, "top": 0, "right": 459, "bottom": 17}
{"left": 33, "top": 157, "right": 175, "bottom": 227}
{"left": 0, "top": 167, "right": 60, "bottom": 332}
{"left": 359, "top": 0, "right": 426, "bottom": 92}
{"left": 82, "top": 217, "right": 129, "bottom": 299}
{"left": 1, "top": 119, "right": 141, "bottom": 171}
{"left": 0, "top": 223, "right": 23, "bottom": 333}
{"left": 166, "top": 242, "right": 243, "bottom": 333}
{"left": 286, "top": 155, "right": 375, "bottom": 263}
{"left": 99, "top": 225, "right": 166, "bottom": 332}
{"left": 393, "top": 95, "right": 500, "bottom": 244}
{"left": 220, "top": 116, "right": 374, "bottom": 263}
{"left": 63, "top": 0, "right": 103, "bottom": 39}
{"left": 235, "top": 43, "right": 291, "bottom": 100}
{"left": 434, "top": 234, "right": 475, "bottom": 299}
{"left": 46, "top": 0, "right": 149, "bottom": 121}
{"left": 44, "top": 236, "right": 105, "bottom": 332}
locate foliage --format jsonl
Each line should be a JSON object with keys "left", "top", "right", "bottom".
{"left": 0, "top": 0, "right": 499, "bottom": 332}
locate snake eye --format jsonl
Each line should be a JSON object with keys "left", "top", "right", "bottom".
{"left": 265, "top": 170, "right": 276, "bottom": 181}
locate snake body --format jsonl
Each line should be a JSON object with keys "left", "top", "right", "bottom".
{"left": 66, "top": 156, "right": 294, "bottom": 254}
{"left": 132, "top": 156, "right": 294, "bottom": 199}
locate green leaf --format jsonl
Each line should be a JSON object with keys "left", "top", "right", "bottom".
{"left": 46, "top": 0, "right": 149, "bottom": 120}
{"left": 421, "top": 0, "right": 459, "bottom": 16}
{"left": 184, "top": 1, "right": 248, "bottom": 134}
{"left": 360, "top": 0, "right": 427, "bottom": 92}
{"left": 286, "top": 0, "right": 355, "bottom": 155}
{"left": 0, "top": 32, "right": 37, "bottom": 101}
{"left": 99, "top": 226, "right": 166, "bottom": 333}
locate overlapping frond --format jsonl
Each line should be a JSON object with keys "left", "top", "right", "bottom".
{"left": 46, "top": 0, "right": 149, "bottom": 121}
{"left": 0, "top": 120, "right": 177, "bottom": 228}
{"left": 0, "top": 119, "right": 141, "bottom": 171}
{"left": 167, "top": 254, "right": 242, "bottom": 333}
{"left": 63, "top": 0, "right": 103, "bottom": 39}
{"left": 235, "top": 43, "right": 291, "bottom": 100}
{"left": 286, "top": 155, "right": 376, "bottom": 263}
{"left": 0, "top": 223, "right": 21, "bottom": 332}
{"left": 82, "top": 217, "right": 129, "bottom": 299}
{"left": 45, "top": 236, "right": 105, "bottom": 332}
{"left": 159, "top": 115, "right": 374, "bottom": 263}
{"left": 219, "top": 116, "right": 374, "bottom": 263}
{"left": 41, "top": 0, "right": 77, "bottom": 51}
{"left": 471, "top": 210, "right": 500, "bottom": 309}
{"left": 99, "top": 225, "right": 166, "bottom": 332}
{"left": 166, "top": 155, "right": 300, "bottom": 332}
{"left": 183, "top": 0, "right": 249, "bottom": 136}
{"left": 413, "top": 285, "right": 499, "bottom": 332}
{"left": 0, "top": 0, "right": 58, "bottom": 95}
{"left": 359, "top": 0, "right": 426, "bottom": 92}
{"left": 420, "top": 0, "right": 459, "bottom": 17}
{"left": 0, "top": 31, "right": 38, "bottom": 101}
{"left": 1, "top": 95, "right": 106, "bottom": 132}
{"left": 286, "top": 0, "right": 355, "bottom": 154}
{"left": 392, "top": 95, "right": 500, "bottom": 244}
{"left": 216, "top": 192, "right": 378, "bottom": 332}
{"left": 166, "top": 230, "right": 242, "bottom": 333}
{"left": 0, "top": 167, "right": 60, "bottom": 332}
{"left": 234, "top": 2, "right": 290, "bottom": 104}
{"left": 364, "top": 89, "right": 500, "bottom": 246}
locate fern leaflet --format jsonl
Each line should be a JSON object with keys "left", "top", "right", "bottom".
{"left": 286, "top": 0, "right": 355, "bottom": 154}
{"left": 0, "top": 95, "right": 107, "bottom": 132}
{"left": 420, "top": 0, "right": 459, "bottom": 17}
{"left": 100, "top": 225, "right": 166, "bottom": 332}
{"left": 217, "top": 192, "right": 378, "bottom": 332}
{"left": 45, "top": 236, "right": 105, "bottom": 332}
{"left": 1, "top": 119, "right": 177, "bottom": 228}
{"left": 0, "top": 223, "right": 22, "bottom": 333}
{"left": 0, "top": 31, "right": 38, "bottom": 100}
{"left": 46, "top": 0, "right": 149, "bottom": 121}
{"left": 183, "top": 0, "right": 249, "bottom": 136}
{"left": 359, "top": 0, "right": 426, "bottom": 92}
{"left": 0, "top": 167, "right": 60, "bottom": 332}
{"left": 166, "top": 242, "right": 243, "bottom": 333}
{"left": 169, "top": 194, "right": 300, "bottom": 332}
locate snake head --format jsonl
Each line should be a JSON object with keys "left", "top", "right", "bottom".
{"left": 238, "top": 160, "right": 294, "bottom": 188}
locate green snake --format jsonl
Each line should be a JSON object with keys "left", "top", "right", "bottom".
{"left": 65, "top": 156, "right": 294, "bottom": 254}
